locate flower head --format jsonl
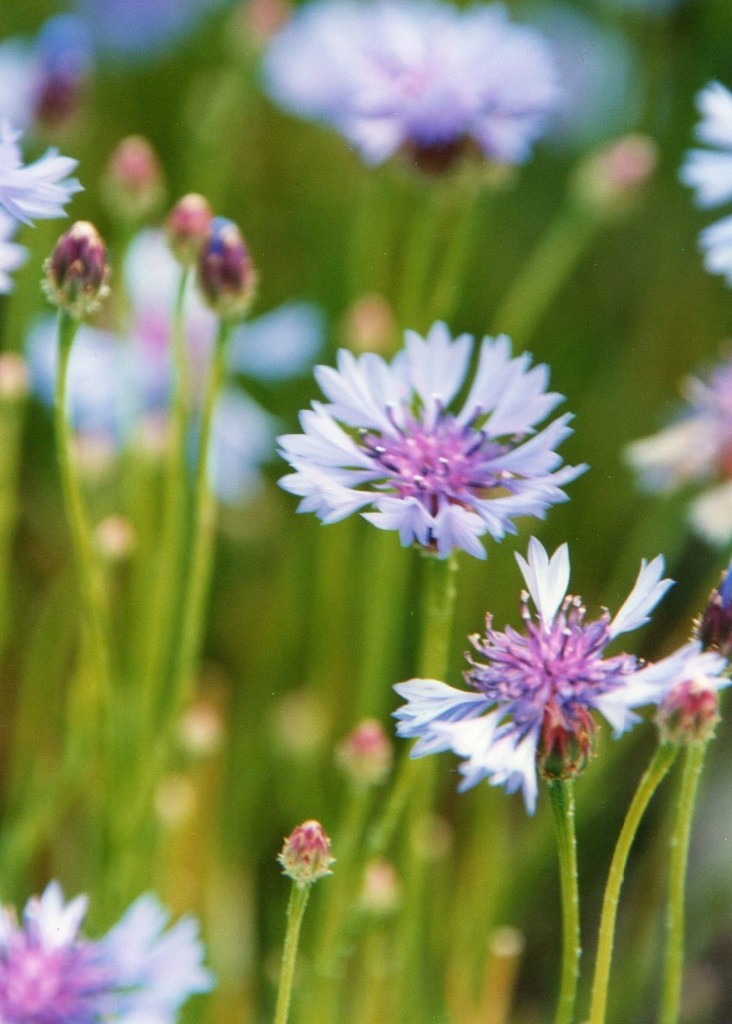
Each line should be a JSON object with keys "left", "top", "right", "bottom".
{"left": 197, "top": 217, "right": 257, "bottom": 320}
{"left": 166, "top": 193, "right": 213, "bottom": 266}
{"left": 43, "top": 220, "right": 110, "bottom": 320}
{"left": 0, "top": 121, "right": 81, "bottom": 225}
{"left": 680, "top": 81, "right": 732, "bottom": 284}
{"left": 278, "top": 820, "right": 335, "bottom": 887}
{"left": 0, "top": 880, "right": 212, "bottom": 1024}
{"left": 626, "top": 352, "right": 732, "bottom": 545}
{"left": 394, "top": 537, "right": 726, "bottom": 812}
{"left": 279, "top": 323, "right": 585, "bottom": 559}
{"left": 697, "top": 558, "right": 732, "bottom": 658}
{"left": 657, "top": 674, "right": 722, "bottom": 746}
{"left": 263, "top": 0, "right": 559, "bottom": 171}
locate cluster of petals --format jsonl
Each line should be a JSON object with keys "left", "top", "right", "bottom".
{"left": 279, "top": 322, "right": 585, "bottom": 559}
{"left": 680, "top": 80, "right": 732, "bottom": 284}
{"left": 0, "top": 880, "right": 212, "bottom": 1024}
{"left": 626, "top": 354, "right": 732, "bottom": 545}
{"left": 0, "top": 121, "right": 81, "bottom": 225}
{"left": 26, "top": 228, "right": 323, "bottom": 504}
{"left": 394, "top": 538, "right": 728, "bottom": 812}
{"left": 263, "top": 0, "right": 560, "bottom": 167}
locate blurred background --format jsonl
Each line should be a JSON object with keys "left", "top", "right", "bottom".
{"left": 1, "top": 0, "right": 732, "bottom": 1022}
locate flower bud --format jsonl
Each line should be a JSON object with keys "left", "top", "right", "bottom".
{"left": 537, "top": 701, "right": 596, "bottom": 783}
{"left": 166, "top": 193, "right": 213, "bottom": 266}
{"left": 278, "top": 820, "right": 334, "bottom": 887}
{"left": 197, "top": 216, "right": 257, "bottom": 320}
{"left": 102, "top": 136, "right": 165, "bottom": 224}
{"left": 94, "top": 514, "right": 136, "bottom": 561}
{"left": 572, "top": 134, "right": 658, "bottom": 218}
{"left": 43, "top": 221, "right": 110, "bottom": 320}
{"left": 697, "top": 560, "right": 732, "bottom": 659}
{"left": 0, "top": 353, "right": 29, "bottom": 401}
{"left": 360, "top": 859, "right": 401, "bottom": 917}
{"left": 33, "top": 15, "right": 92, "bottom": 129}
{"left": 336, "top": 719, "right": 393, "bottom": 786}
{"left": 342, "top": 293, "right": 395, "bottom": 353}
{"left": 657, "top": 676, "right": 720, "bottom": 746}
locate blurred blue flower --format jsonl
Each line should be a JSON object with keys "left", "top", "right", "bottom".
{"left": 263, "top": 0, "right": 560, "bottom": 169}
{"left": 395, "top": 538, "right": 724, "bottom": 812}
{"left": 0, "top": 210, "right": 26, "bottom": 294}
{"left": 681, "top": 81, "right": 732, "bottom": 285}
{"left": 626, "top": 352, "right": 732, "bottom": 545}
{"left": 0, "top": 15, "right": 92, "bottom": 131}
{"left": 0, "top": 121, "right": 81, "bottom": 225}
{"left": 27, "top": 228, "right": 325, "bottom": 503}
{"left": 279, "top": 322, "right": 585, "bottom": 559}
{"left": 73, "top": 0, "right": 223, "bottom": 60}
{"left": 0, "top": 879, "right": 212, "bottom": 1024}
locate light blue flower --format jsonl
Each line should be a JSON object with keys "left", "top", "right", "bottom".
{"left": 73, "top": 0, "right": 223, "bottom": 61}
{"left": 279, "top": 322, "right": 585, "bottom": 559}
{"left": 0, "top": 880, "right": 212, "bottom": 1024}
{"left": 263, "top": 0, "right": 560, "bottom": 168}
{"left": 394, "top": 538, "right": 727, "bottom": 812}
{"left": 0, "top": 121, "right": 81, "bottom": 225}
{"left": 0, "top": 210, "right": 26, "bottom": 294}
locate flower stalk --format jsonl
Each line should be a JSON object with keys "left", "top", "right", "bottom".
{"left": 548, "top": 779, "right": 581, "bottom": 1024}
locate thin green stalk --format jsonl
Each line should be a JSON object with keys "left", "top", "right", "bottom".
{"left": 588, "top": 744, "right": 678, "bottom": 1024}
{"left": 274, "top": 884, "right": 311, "bottom": 1024}
{"left": 0, "top": 378, "right": 27, "bottom": 659}
{"left": 139, "top": 269, "right": 191, "bottom": 702}
{"left": 660, "top": 742, "right": 707, "bottom": 1024}
{"left": 54, "top": 310, "right": 112, "bottom": 695}
{"left": 398, "top": 185, "right": 443, "bottom": 328}
{"left": 491, "top": 202, "right": 598, "bottom": 346}
{"left": 426, "top": 183, "right": 485, "bottom": 324}
{"left": 166, "top": 317, "right": 232, "bottom": 720}
{"left": 549, "top": 779, "right": 581, "bottom": 1024}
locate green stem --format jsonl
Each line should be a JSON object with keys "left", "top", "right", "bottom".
{"left": 0, "top": 378, "right": 27, "bottom": 660}
{"left": 54, "top": 310, "right": 112, "bottom": 695}
{"left": 588, "top": 743, "right": 678, "bottom": 1024}
{"left": 274, "top": 883, "right": 311, "bottom": 1024}
{"left": 549, "top": 780, "right": 581, "bottom": 1024}
{"left": 426, "top": 183, "right": 485, "bottom": 325}
{"left": 166, "top": 317, "right": 232, "bottom": 720}
{"left": 139, "top": 269, "right": 191, "bottom": 702}
{"left": 660, "top": 742, "right": 707, "bottom": 1024}
{"left": 491, "top": 202, "right": 598, "bottom": 346}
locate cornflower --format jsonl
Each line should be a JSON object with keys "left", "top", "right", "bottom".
{"left": 0, "top": 121, "right": 81, "bottom": 224}
{"left": 394, "top": 537, "right": 723, "bottom": 811}
{"left": 279, "top": 322, "right": 585, "bottom": 559}
{"left": 0, "top": 880, "right": 212, "bottom": 1023}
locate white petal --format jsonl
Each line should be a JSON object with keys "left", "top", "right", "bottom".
{"left": 609, "top": 555, "right": 672, "bottom": 638}
{"left": 515, "top": 537, "right": 570, "bottom": 628}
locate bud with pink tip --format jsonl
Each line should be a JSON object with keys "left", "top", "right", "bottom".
{"left": 102, "top": 136, "right": 165, "bottom": 223}
{"left": 197, "top": 216, "right": 257, "bottom": 319}
{"left": 278, "top": 820, "right": 334, "bottom": 887}
{"left": 43, "top": 220, "right": 110, "bottom": 320}
{"left": 336, "top": 719, "right": 393, "bottom": 786}
{"left": 657, "top": 676, "right": 720, "bottom": 746}
{"left": 537, "top": 699, "right": 597, "bottom": 783}
{"left": 166, "top": 193, "right": 213, "bottom": 266}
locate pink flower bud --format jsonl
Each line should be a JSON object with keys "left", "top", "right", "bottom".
{"left": 102, "top": 136, "right": 165, "bottom": 223}
{"left": 336, "top": 719, "right": 393, "bottom": 785}
{"left": 43, "top": 221, "right": 110, "bottom": 320}
{"left": 657, "top": 676, "right": 720, "bottom": 746}
{"left": 537, "top": 700, "right": 597, "bottom": 783}
{"left": 278, "top": 820, "right": 334, "bottom": 887}
{"left": 166, "top": 193, "right": 213, "bottom": 266}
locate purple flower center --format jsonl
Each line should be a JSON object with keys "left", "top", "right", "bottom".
{"left": 0, "top": 935, "right": 111, "bottom": 1024}
{"left": 466, "top": 594, "right": 637, "bottom": 729}
{"left": 361, "top": 413, "right": 507, "bottom": 514}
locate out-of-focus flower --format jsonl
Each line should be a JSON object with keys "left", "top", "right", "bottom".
{"left": 72, "top": 0, "right": 222, "bottom": 61}
{"left": 697, "top": 558, "right": 732, "bottom": 658}
{"left": 101, "top": 136, "right": 166, "bottom": 224}
{"left": 279, "top": 322, "right": 585, "bottom": 560}
{"left": 681, "top": 81, "right": 732, "bottom": 285}
{"left": 0, "top": 210, "right": 26, "bottom": 294}
{"left": 27, "top": 228, "right": 324, "bottom": 504}
{"left": 0, "top": 121, "right": 81, "bottom": 225}
{"left": 0, "top": 15, "right": 92, "bottom": 132}
{"left": 336, "top": 719, "right": 393, "bottom": 785}
{"left": 626, "top": 353, "right": 732, "bottom": 546}
{"left": 0, "top": 879, "right": 212, "bottom": 1024}
{"left": 166, "top": 193, "right": 213, "bottom": 266}
{"left": 278, "top": 820, "right": 334, "bottom": 886}
{"left": 263, "top": 0, "right": 559, "bottom": 172}
{"left": 394, "top": 537, "right": 725, "bottom": 812}
{"left": 197, "top": 216, "right": 257, "bottom": 320}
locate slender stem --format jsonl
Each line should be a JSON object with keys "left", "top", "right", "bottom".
{"left": 167, "top": 317, "right": 231, "bottom": 720}
{"left": 426, "top": 183, "right": 484, "bottom": 325}
{"left": 274, "top": 883, "right": 311, "bottom": 1024}
{"left": 491, "top": 201, "right": 598, "bottom": 346}
{"left": 588, "top": 743, "right": 678, "bottom": 1024}
{"left": 660, "top": 742, "right": 707, "bottom": 1024}
{"left": 139, "top": 269, "right": 191, "bottom": 700}
{"left": 0, "top": 379, "right": 27, "bottom": 660}
{"left": 53, "top": 310, "right": 111, "bottom": 694}
{"left": 549, "top": 780, "right": 581, "bottom": 1024}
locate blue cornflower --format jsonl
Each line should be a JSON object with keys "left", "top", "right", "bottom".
{"left": 0, "top": 880, "right": 212, "bottom": 1024}
{"left": 73, "top": 0, "right": 221, "bottom": 61}
{"left": 680, "top": 81, "right": 732, "bottom": 285}
{"left": 394, "top": 537, "right": 727, "bottom": 811}
{"left": 278, "top": 323, "right": 585, "bottom": 559}
{"left": 0, "top": 121, "right": 81, "bottom": 225}
{"left": 263, "top": 0, "right": 559, "bottom": 171}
